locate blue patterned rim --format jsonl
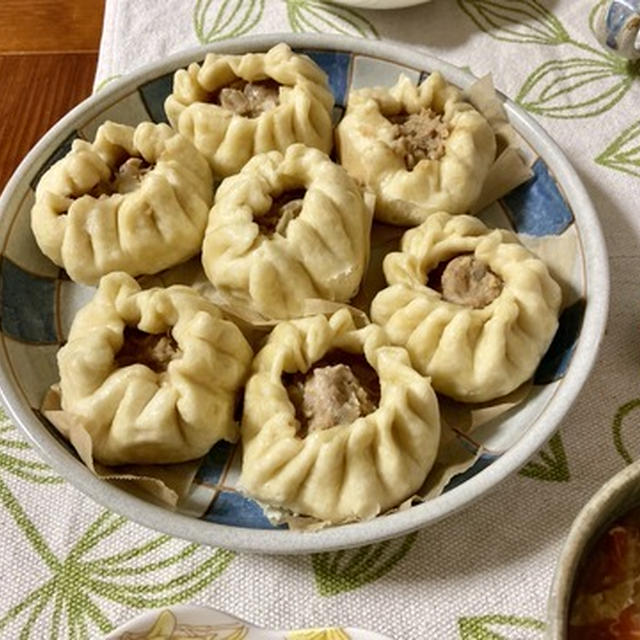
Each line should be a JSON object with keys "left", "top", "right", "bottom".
{"left": 0, "top": 34, "right": 609, "bottom": 553}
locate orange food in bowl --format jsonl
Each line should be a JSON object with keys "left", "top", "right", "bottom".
{"left": 569, "top": 506, "right": 640, "bottom": 639}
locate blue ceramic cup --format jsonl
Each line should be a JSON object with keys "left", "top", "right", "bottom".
{"left": 595, "top": 0, "right": 640, "bottom": 60}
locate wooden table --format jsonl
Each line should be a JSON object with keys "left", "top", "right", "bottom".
{"left": 0, "top": 0, "right": 105, "bottom": 189}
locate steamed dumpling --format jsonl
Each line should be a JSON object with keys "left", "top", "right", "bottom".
{"left": 31, "top": 121, "right": 213, "bottom": 285}
{"left": 240, "top": 309, "right": 441, "bottom": 522}
{"left": 56, "top": 272, "right": 253, "bottom": 466}
{"left": 201, "top": 144, "right": 373, "bottom": 320}
{"left": 165, "top": 43, "right": 334, "bottom": 177}
{"left": 336, "top": 72, "right": 496, "bottom": 226}
{"left": 371, "top": 212, "right": 562, "bottom": 402}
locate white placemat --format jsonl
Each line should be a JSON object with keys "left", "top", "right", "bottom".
{"left": 2, "top": 1, "right": 640, "bottom": 638}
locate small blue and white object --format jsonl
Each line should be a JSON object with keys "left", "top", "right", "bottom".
{"left": 595, "top": 0, "right": 640, "bottom": 60}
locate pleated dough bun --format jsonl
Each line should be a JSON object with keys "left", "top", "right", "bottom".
{"left": 56, "top": 272, "right": 253, "bottom": 466}
{"left": 240, "top": 309, "right": 441, "bottom": 523}
{"left": 336, "top": 72, "right": 496, "bottom": 226}
{"left": 371, "top": 212, "right": 562, "bottom": 402}
{"left": 31, "top": 121, "right": 213, "bottom": 285}
{"left": 165, "top": 43, "right": 334, "bottom": 177}
{"left": 201, "top": 143, "right": 373, "bottom": 320}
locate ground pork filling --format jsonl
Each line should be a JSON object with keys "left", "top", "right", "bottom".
{"left": 388, "top": 108, "right": 451, "bottom": 171}
{"left": 213, "top": 78, "right": 281, "bottom": 118}
{"left": 284, "top": 351, "right": 381, "bottom": 437}
{"left": 428, "top": 254, "right": 503, "bottom": 309}
{"left": 114, "top": 326, "right": 180, "bottom": 374}
{"left": 89, "top": 157, "right": 153, "bottom": 198}
{"left": 255, "top": 188, "right": 306, "bottom": 236}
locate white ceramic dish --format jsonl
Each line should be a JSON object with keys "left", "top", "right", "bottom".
{"left": 330, "top": 0, "right": 431, "bottom": 8}
{"left": 547, "top": 460, "right": 640, "bottom": 639}
{"left": 0, "top": 33, "right": 609, "bottom": 554}
{"left": 104, "top": 605, "right": 392, "bottom": 640}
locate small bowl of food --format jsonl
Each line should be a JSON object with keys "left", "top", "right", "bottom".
{"left": 548, "top": 460, "right": 640, "bottom": 638}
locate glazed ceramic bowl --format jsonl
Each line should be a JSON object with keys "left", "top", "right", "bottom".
{"left": 104, "top": 605, "right": 393, "bottom": 640}
{"left": 547, "top": 460, "right": 640, "bottom": 638}
{"left": 0, "top": 33, "right": 609, "bottom": 554}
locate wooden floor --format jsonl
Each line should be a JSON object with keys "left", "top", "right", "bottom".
{"left": 0, "top": 0, "right": 104, "bottom": 189}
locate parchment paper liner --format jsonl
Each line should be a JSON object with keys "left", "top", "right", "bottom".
{"left": 39, "top": 73, "right": 574, "bottom": 524}
{"left": 465, "top": 75, "right": 534, "bottom": 213}
{"left": 42, "top": 387, "right": 202, "bottom": 508}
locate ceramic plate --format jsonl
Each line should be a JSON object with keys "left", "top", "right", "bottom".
{"left": 331, "top": 0, "right": 432, "bottom": 8}
{"left": 0, "top": 34, "right": 609, "bottom": 554}
{"left": 104, "top": 605, "right": 392, "bottom": 639}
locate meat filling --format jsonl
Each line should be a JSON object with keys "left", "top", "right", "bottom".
{"left": 388, "top": 109, "right": 450, "bottom": 170}
{"left": 255, "top": 189, "right": 306, "bottom": 236}
{"left": 429, "top": 254, "right": 503, "bottom": 309}
{"left": 215, "top": 78, "right": 280, "bottom": 118}
{"left": 284, "top": 351, "right": 381, "bottom": 437}
{"left": 115, "top": 326, "right": 180, "bottom": 374}
{"left": 89, "top": 157, "right": 152, "bottom": 198}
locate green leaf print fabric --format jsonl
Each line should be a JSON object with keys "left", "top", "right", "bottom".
{"left": 312, "top": 534, "right": 418, "bottom": 596}
{"left": 2, "top": 0, "right": 639, "bottom": 638}
{"left": 0, "top": 415, "right": 235, "bottom": 638}
{"left": 458, "top": 615, "right": 545, "bottom": 639}
{"left": 285, "top": 1, "right": 378, "bottom": 38}
{"left": 519, "top": 432, "right": 570, "bottom": 482}
{"left": 458, "top": 0, "right": 570, "bottom": 45}
{"left": 194, "top": 0, "right": 265, "bottom": 44}
{"left": 597, "top": 119, "right": 640, "bottom": 177}
{"left": 516, "top": 55, "right": 634, "bottom": 118}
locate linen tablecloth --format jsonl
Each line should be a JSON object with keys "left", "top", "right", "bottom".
{"left": 2, "top": 1, "right": 639, "bottom": 637}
